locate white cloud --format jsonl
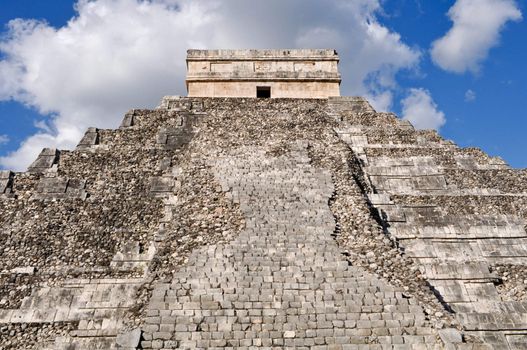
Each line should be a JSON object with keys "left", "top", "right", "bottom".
{"left": 295, "top": 7, "right": 420, "bottom": 105}
{"left": 0, "top": 0, "right": 217, "bottom": 170}
{"left": 401, "top": 88, "right": 446, "bottom": 130}
{"left": 431, "top": 0, "right": 522, "bottom": 73}
{"left": 0, "top": 133, "right": 58, "bottom": 170}
{"left": 0, "top": 135, "right": 9, "bottom": 145}
{"left": 465, "top": 89, "right": 477, "bottom": 102}
{"left": 0, "top": 0, "right": 420, "bottom": 170}
{"left": 365, "top": 90, "right": 393, "bottom": 112}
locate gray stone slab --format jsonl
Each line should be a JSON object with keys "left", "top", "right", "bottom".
{"left": 28, "top": 148, "right": 59, "bottom": 172}
{"left": 36, "top": 178, "right": 69, "bottom": 194}
{"left": 423, "top": 261, "right": 496, "bottom": 281}
{"left": 506, "top": 334, "right": 527, "bottom": 350}
{"left": 156, "top": 118, "right": 195, "bottom": 150}
{"left": 0, "top": 177, "right": 14, "bottom": 198}
{"left": 40, "top": 148, "right": 58, "bottom": 156}
{"left": 429, "top": 280, "right": 471, "bottom": 303}
{"left": 11, "top": 266, "right": 36, "bottom": 275}
{"left": 439, "top": 328, "right": 462, "bottom": 344}
{"left": 0, "top": 178, "right": 10, "bottom": 194}
{"left": 478, "top": 239, "right": 527, "bottom": 259}
{"left": 149, "top": 177, "right": 174, "bottom": 193}
{"left": 77, "top": 128, "right": 99, "bottom": 148}
{"left": 378, "top": 205, "right": 406, "bottom": 222}
{"left": 370, "top": 175, "right": 447, "bottom": 192}
{"left": 0, "top": 170, "right": 12, "bottom": 179}
{"left": 120, "top": 110, "right": 138, "bottom": 127}
{"left": 116, "top": 328, "right": 142, "bottom": 348}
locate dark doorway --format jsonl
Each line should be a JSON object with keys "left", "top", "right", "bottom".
{"left": 256, "top": 86, "right": 271, "bottom": 98}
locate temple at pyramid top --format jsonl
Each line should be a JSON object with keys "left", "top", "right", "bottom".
{"left": 186, "top": 49, "right": 341, "bottom": 98}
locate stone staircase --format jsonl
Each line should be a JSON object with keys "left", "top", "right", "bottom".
{"left": 141, "top": 143, "right": 453, "bottom": 349}
{"left": 334, "top": 105, "right": 527, "bottom": 349}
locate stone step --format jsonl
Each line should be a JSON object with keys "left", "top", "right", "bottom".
{"left": 389, "top": 224, "right": 527, "bottom": 240}
{"left": 141, "top": 146, "right": 442, "bottom": 349}
{"left": 422, "top": 261, "right": 497, "bottom": 281}
{"left": 402, "top": 238, "right": 527, "bottom": 262}
{"left": 367, "top": 166, "right": 443, "bottom": 177}
{"left": 370, "top": 174, "right": 448, "bottom": 192}
{"left": 76, "top": 127, "right": 100, "bottom": 150}
{"left": 457, "top": 313, "right": 527, "bottom": 331}
{"left": 367, "top": 156, "right": 438, "bottom": 167}
{"left": 28, "top": 148, "right": 60, "bottom": 173}
{"left": 0, "top": 170, "right": 14, "bottom": 195}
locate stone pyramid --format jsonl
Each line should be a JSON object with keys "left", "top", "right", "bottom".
{"left": 1, "top": 50, "right": 527, "bottom": 350}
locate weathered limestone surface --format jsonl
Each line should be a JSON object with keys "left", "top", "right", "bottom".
{"left": 27, "top": 148, "right": 60, "bottom": 174}
{"left": 332, "top": 99, "right": 527, "bottom": 349}
{"left": 76, "top": 127, "right": 100, "bottom": 151}
{"left": 1, "top": 96, "right": 526, "bottom": 349}
{"left": 142, "top": 145, "right": 445, "bottom": 349}
{"left": 0, "top": 171, "right": 14, "bottom": 197}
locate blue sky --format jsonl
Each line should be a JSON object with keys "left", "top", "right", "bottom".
{"left": 0, "top": 0, "right": 74, "bottom": 156}
{"left": 382, "top": 0, "right": 527, "bottom": 166}
{"left": 0, "top": 0, "right": 525, "bottom": 169}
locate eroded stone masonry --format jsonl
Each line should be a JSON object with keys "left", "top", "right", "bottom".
{"left": 1, "top": 95, "right": 527, "bottom": 349}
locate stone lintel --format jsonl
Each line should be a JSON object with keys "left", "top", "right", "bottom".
{"left": 186, "top": 49, "right": 340, "bottom": 61}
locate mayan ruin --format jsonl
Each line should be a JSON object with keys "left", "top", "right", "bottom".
{"left": 1, "top": 48, "right": 526, "bottom": 350}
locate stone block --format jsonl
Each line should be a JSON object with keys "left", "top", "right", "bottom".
{"left": 0, "top": 179, "right": 10, "bottom": 194}
{"left": 0, "top": 310, "right": 13, "bottom": 323}
{"left": 506, "top": 334, "right": 527, "bottom": 350}
{"left": 28, "top": 148, "right": 59, "bottom": 173}
{"left": 349, "top": 135, "right": 368, "bottom": 146}
{"left": 415, "top": 175, "right": 447, "bottom": 190}
{"left": 379, "top": 205, "right": 406, "bottom": 222}
{"left": 11, "top": 266, "right": 35, "bottom": 275}
{"left": 33, "top": 177, "right": 87, "bottom": 199}
{"left": 423, "top": 261, "right": 496, "bottom": 281}
{"left": 367, "top": 166, "right": 441, "bottom": 177}
{"left": 116, "top": 328, "right": 142, "bottom": 347}
{"left": 120, "top": 110, "right": 139, "bottom": 128}
{"left": 0, "top": 170, "right": 14, "bottom": 194}
{"left": 65, "top": 179, "right": 87, "bottom": 198}
{"left": 0, "top": 170, "right": 12, "bottom": 180}
{"left": 398, "top": 120, "right": 414, "bottom": 131}
{"left": 368, "top": 193, "right": 392, "bottom": 205}
{"left": 478, "top": 238, "right": 527, "bottom": 259}
{"left": 31, "top": 308, "right": 57, "bottom": 323}
{"left": 156, "top": 117, "right": 196, "bottom": 150}
{"left": 158, "top": 95, "right": 191, "bottom": 110}
{"left": 191, "top": 100, "right": 204, "bottom": 112}
{"left": 76, "top": 127, "right": 99, "bottom": 150}
{"left": 430, "top": 280, "right": 471, "bottom": 303}
{"left": 464, "top": 283, "right": 500, "bottom": 302}
{"left": 149, "top": 177, "right": 174, "bottom": 194}
{"left": 438, "top": 328, "right": 462, "bottom": 344}
{"left": 10, "top": 309, "right": 34, "bottom": 323}
{"left": 329, "top": 96, "right": 375, "bottom": 113}
{"left": 36, "top": 177, "right": 69, "bottom": 194}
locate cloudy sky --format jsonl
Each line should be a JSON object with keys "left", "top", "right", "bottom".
{"left": 0, "top": 0, "right": 525, "bottom": 170}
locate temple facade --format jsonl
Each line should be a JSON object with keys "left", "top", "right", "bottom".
{"left": 186, "top": 49, "right": 341, "bottom": 98}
